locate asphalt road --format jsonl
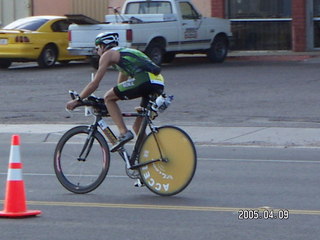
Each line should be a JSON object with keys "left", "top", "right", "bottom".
{"left": 1, "top": 56, "right": 320, "bottom": 127}
{"left": 0, "top": 143, "right": 319, "bottom": 240}
{"left": 1, "top": 57, "right": 320, "bottom": 239}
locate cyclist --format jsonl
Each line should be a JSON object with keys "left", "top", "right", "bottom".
{"left": 66, "top": 32, "right": 164, "bottom": 152}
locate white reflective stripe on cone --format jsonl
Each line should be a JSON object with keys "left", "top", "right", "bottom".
{"left": 7, "top": 169, "right": 23, "bottom": 181}
{"left": 9, "top": 146, "right": 21, "bottom": 164}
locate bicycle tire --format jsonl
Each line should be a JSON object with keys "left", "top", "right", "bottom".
{"left": 53, "top": 126, "right": 110, "bottom": 194}
{"left": 138, "top": 126, "right": 197, "bottom": 196}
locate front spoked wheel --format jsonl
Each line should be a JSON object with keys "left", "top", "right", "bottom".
{"left": 138, "top": 126, "right": 197, "bottom": 196}
{"left": 54, "top": 126, "right": 110, "bottom": 194}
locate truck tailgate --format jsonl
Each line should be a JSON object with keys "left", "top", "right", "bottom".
{"left": 69, "top": 24, "right": 131, "bottom": 50}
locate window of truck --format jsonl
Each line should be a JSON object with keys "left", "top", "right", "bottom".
{"left": 179, "top": 2, "right": 200, "bottom": 20}
{"left": 125, "top": 1, "right": 172, "bottom": 14}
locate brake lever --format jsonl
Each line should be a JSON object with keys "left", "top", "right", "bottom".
{"left": 69, "top": 90, "right": 80, "bottom": 100}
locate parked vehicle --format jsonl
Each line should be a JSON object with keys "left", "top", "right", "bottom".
{"left": 67, "top": 0, "right": 232, "bottom": 67}
{"left": 0, "top": 16, "right": 85, "bottom": 69}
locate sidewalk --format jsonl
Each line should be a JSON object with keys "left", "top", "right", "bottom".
{"left": 227, "top": 50, "right": 320, "bottom": 62}
{"left": 1, "top": 124, "right": 320, "bottom": 147}
{"left": 176, "top": 50, "right": 320, "bottom": 62}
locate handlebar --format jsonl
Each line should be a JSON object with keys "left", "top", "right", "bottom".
{"left": 69, "top": 90, "right": 108, "bottom": 115}
{"left": 68, "top": 90, "right": 173, "bottom": 117}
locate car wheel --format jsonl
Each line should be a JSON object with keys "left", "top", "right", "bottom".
{"left": 207, "top": 36, "right": 228, "bottom": 63}
{"left": 0, "top": 60, "right": 12, "bottom": 69}
{"left": 38, "top": 45, "right": 57, "bottom": 68}
{"left": 145, "top": 43, "right": 164, "bottom": 66}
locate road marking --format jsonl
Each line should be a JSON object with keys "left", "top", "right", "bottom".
{"left": 0, "top": 172, "right": 127, "bottom": 178}
{"left": 3, "top": 200, "right": 318, "bottom": 215}
{"left": 198, "top": 157, "right": 320, "bottom": 164}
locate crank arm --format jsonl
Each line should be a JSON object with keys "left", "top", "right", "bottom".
{"left": 130, "top": 159, "right": 162, "bottom": 170}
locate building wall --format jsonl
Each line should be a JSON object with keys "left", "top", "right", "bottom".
{"left": 33, "top": 0, "right": 108, "bottom": 21}
{"left": 0, "top": 0, "right": 31, "bottom": 27}
{"left": 209, "top": 1, "right": 313, "bottom": 51}
{"left": 292, "top": 0, "right": 307, "bottom": 51}
{"left": 33, "top": 0, "right": 71, "bottom": 16}
{"left": 192, "top": 0, "right": 212, "bottom": 17}
{"left": 211, "top": 0, "right": 225, "bottom": 18}
{"left": 108, "top": 0, "right": 125, "bottom": 14}
{"left": 71, "top": 0, "right": 108, "bottom": 22}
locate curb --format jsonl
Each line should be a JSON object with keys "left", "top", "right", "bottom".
{"left": 1, "top": 124, "right": 320, "bottom": 148}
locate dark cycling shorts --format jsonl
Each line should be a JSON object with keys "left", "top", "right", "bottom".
{"left": 113, "top": 72, "right": 164, "bottom": 107}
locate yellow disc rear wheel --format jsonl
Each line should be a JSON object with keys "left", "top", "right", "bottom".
{"left": 138, "top": 126, "right": 197, "bottom": 196}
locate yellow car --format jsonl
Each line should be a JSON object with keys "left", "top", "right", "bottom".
{"left": 0, "top": 15, "right": 85, "bottom": 68}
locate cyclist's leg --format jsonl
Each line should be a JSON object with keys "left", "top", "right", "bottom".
{"left": 114, "top": 72, "right": 163, "bottom": 135}
{"left": 133, "top": 112, "right": 144, "bottom": 135}
{"left": 133, "top": 86, "right": 164, "bottom": 136}
{"left": 104, "top": 88, "right": 128, "bottom": 135}
{"left": 113, "top": 72, "right": 164, "bottom": 101}
{"left": 107, "top": 75, "right": 149, "bottom": 151}
{"left": 132, "top": 98, "right": 146, "bottom": 135}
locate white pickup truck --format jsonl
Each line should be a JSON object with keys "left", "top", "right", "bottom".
{"left": 67, "top": 0, "right": 232, "bottom": 66}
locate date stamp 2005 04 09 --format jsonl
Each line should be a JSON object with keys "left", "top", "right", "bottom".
{"left": 238, "top": 209, "right": 290, "bottom": 220}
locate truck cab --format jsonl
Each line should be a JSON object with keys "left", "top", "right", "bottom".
{"left": 67, "top": 0, "right": 232, "bottom": 65}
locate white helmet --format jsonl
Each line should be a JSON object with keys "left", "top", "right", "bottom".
{"left": 95, "top": 32, "right": 119, "bottom": 48}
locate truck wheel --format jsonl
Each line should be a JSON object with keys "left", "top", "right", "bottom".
{"left": 145, "top": 43, "right": 164, "bottom": 66}
{"left": 38, "top": 45, "right": 57, "bottom": 68}
{"left": 0, "top": 60, "right": 12, "bottom": 69}
{"left": 90, "top": 56, "right": 100, "bottom": 69}
{"left": 207, "top": 36, "right": 228, "bottom": 63}
{"left": 163, "top": 52, "right": 176, "bottom": 63}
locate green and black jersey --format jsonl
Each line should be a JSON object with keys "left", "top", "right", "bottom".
{"left": 112, "top": 47, "right": 161, "bottom": 77}
{"left": 111, "top": 47, "right": 164, "bottom": 102}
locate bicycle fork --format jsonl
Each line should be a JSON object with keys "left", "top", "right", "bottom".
{"left": 77, "top": 125, "right": 96, "bottom": 161}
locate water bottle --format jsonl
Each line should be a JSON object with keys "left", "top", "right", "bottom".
{"left": 152, "top": 94, "right": 174, "bottom": 112}
{"left": 159, "top": 95, "right": 173, "bottom": 112}
{"left": 151, "top": 95, "right": 164, "bottom": 112}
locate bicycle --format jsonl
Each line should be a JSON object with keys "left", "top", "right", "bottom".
{"left": 53, "top": 90, "right": 197, "bottom": 196}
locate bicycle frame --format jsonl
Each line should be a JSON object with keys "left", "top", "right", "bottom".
{"left": 83, "top": 106, "right": 164, "bottom": 172}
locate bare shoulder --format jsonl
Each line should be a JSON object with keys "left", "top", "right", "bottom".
{"left": 101, "top": 49, "right": 120, "bottom": 65}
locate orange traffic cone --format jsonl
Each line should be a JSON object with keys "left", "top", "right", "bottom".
{"left": 0, "top": 135, "right": 41, "bottom": 218}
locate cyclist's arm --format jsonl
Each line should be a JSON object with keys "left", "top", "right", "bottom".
{"left": 66, "top": 50, "right": 120, "bottom": 110}
{"left": 79, "top": 50, "right": 120, "bottom": 99}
